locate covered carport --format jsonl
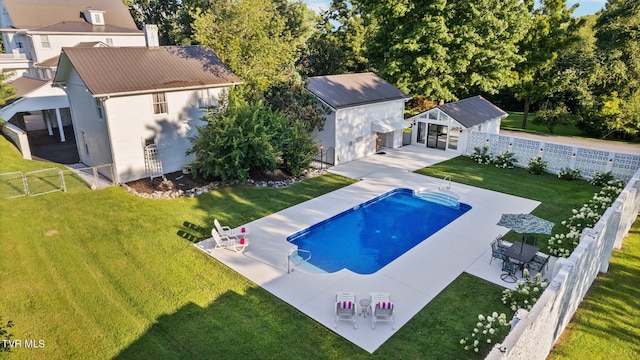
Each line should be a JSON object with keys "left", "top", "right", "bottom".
{"left": 1, "top": 76, "right": 79, "bottom": 163}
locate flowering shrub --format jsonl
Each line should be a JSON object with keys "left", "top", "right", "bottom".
{"left": 493, "top": 151, "right": 517, "bottom": 169}
{"left": 501, "top": 269, "right": 550, "bottom": 311}
{"left": 526, "top": 156, "right": 548, "bottom": 175}
{"left": 460, "top": 312, "right": 510, "bottom": 353}
{"left": 470, "top": 146, "right": 492, "bottom": 165}
{"left": 548, "top": 180, "right": 625, "bottom": 257}
{"left": 589, "top": 171, "right": 615, "bottom": 187}
{"left": 557, "top": 167, "right": 582, "bottom": 181}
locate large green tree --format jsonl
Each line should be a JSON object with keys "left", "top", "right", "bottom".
{"left": 302, "top": 0, "right": 372, "bottom": 76}
{"left": 356, "top": 0, "right": 530, "bottom": 101}
{"left": 512, "top": 0, "right": 582, "bottom": 129}
{"left": 192, "top": 0, "right": 314, "bottom": 95}
{"left": 589, "top": 0, "right": 640, "bottom": 138}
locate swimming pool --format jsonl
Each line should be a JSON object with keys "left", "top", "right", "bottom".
{"left": 287, "top": 188, "right": 471, "bottom": 274}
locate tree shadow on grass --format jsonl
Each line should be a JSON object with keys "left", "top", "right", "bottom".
{"left": 113, "top": 288, "right": 362, "bottom": 359}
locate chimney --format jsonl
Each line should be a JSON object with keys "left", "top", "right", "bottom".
{"left": 144, "top": 24, "right": 159, "bottom": 48}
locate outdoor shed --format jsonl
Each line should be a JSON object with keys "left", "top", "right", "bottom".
{"left": 307, "top": 72, "right": 411, "bottom": 166}
{"left": 52, "top": 37, "right": 241, "bottom": 184}
{"left": 408, "top": 95, "right": 508, "bottom": 152}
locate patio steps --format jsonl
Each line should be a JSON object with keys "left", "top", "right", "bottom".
{"left": 414, "top": 189, "right": 460, "bottom": 209}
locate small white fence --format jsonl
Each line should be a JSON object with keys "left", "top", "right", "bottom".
{"left": 0, "top": 164, "right": 114, "bottom": 198}
{"left": 486, "top": 167, "right": 640, "bottom": 360}
{"left": 465, "top": 131, "right": 640, "bottom": 182}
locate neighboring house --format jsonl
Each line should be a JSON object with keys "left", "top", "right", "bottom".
{"left": 0, "top": 0, "right": 145, "bottom": 149}
{"left": 407, "top": 95, "right": 508, "bottom": 152}
{"left": 52, "top": 31, "right": 241, "bottom": 184}
{"left": 307, "top": 72, "right": 411, "bottom": 166}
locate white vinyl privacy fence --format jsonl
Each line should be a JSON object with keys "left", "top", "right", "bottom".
{"left": 486, "top": 167, "right": 640, "bottom": 360}
{"left": 465, "top": 131, "right": 640, "bottom": 182}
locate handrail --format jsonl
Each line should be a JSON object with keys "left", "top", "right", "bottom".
{"left": 287, "top": 248, "right": 312, "bottom": 273}
{"left": 440, "top": 175, "right": 452, "bottom": 190}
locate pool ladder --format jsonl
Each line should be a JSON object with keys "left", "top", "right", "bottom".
{"left": 287, "top": 248, "right": 312, "bottom": 274}
{"left": 440, "top": 175, "right": 452, "bottom": 190}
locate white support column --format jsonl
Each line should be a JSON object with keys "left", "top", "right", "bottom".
{"left": 44, "top": 110, "right": 53, "bottom": 136}
{"left": 55, "top": 108, "right": 66, "bottom": 142}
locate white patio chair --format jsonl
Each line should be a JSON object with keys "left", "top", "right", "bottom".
{"left": 335, "top": 292, "right": 358, "bottom": 329}
{"left": 214, "top": 218, "right": 249, "bottom": 239}
{"left": 369, "top": 292, "right": 395, "bottom": 329}
{"left": 211, "top": 229, "right": 248, "bottom": 253}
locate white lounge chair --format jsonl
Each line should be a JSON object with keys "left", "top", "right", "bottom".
{"left": 335, "top": 292, "right": 358, "bottom": 329}
{"left": 211, "top": 229, "right": 248, "bottom": 253}
{"left": 214, "top": 219, "right": 249, "bottom": 239}
{"left": 369, "top": 292, "right": 395, "bottom": 329}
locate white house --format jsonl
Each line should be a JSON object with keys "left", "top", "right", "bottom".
{"left": 307, "top": 73, "right": 412, "bottom": 166}
{"left": 52, "top": 35, "right": 241, "bottom": 184}
{"left": 407, "top": 95, "right": 508, "bottom": 152}
{"left": 0, "top": 0, "right": 146, "bottom": 150}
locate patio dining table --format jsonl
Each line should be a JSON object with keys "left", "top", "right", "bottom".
{"left": 504, "top": 241, "right": 539, "bottom": 264}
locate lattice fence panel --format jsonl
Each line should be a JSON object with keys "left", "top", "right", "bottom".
{"left": 512, "top": 137, "right": 543, "bottom": 166}
{"left": 542, "top": 143, "right": 573, "bottom": 173}
{"left": 611, "top": 153, "right": 640, "bottom": 181}
{"left": 575, "top": 148, "right": 609, "bottom": 179}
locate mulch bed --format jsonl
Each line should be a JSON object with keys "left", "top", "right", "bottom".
{"left": 125, "top": 169, "right": 295, "bottom": 195}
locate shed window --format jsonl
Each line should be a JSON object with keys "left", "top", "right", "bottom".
{"left": 152, "top": 92, "right": 167, "bottom": 114}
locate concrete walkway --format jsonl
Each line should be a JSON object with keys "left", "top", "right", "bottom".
{"left": 195, "top": 145, "right": 552, "bottom": 353}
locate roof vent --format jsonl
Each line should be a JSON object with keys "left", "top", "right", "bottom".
{"left": 144, "top": 24, "right": 159, "bottom": 48}
{"left": 81, "top": 9, "right": 105, "bottom": 26}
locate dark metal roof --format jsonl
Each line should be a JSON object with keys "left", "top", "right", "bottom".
{"left": 10, "top": 76, "right": 50, "bottom": 98}
{"left": 31, "top": 21, "right": 142, "bottom": 34}
{"left": 3, "top": 0, "right": 138, "bottom": 30}
{"left": 437, "top": 95, "right": 508, "bottom": 128}
{"left": 55, "top": 46, "right": 242, "bottom": 96}
{"left": 307, "top": 72, "right": 411, "bottom": 110}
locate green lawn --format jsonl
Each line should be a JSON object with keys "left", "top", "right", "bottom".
{"left": 0, "top": 134, "right": 623, "bottom": 359}
{"left": 548, "top": 219, "right": 640, "bottom": 359}
{"left": 501, "top": 111, "right": 583, "bottom": 137}
{"left": 415, "top": 156, "right": 600, "bottom": 251}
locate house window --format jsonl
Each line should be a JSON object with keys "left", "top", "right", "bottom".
{"left": 94, "top": 13, "right": 103, "bottom": 24}
{"left": 197, "top": 89, "right": 217, "bottom": 108}
{"left": 82, "top": 131, "right": 90, "bottom": 155}
{"left": 95, "top": 98, "right": 104, "bottom": 119}
{"left": 15, "top": 40, "right": 22, "bottom": 48}
{"left": 41, "top": 35, "right": 50, "bottom": 48}
{"left": 152, "top": 92, "right": 167, "bottom": 114}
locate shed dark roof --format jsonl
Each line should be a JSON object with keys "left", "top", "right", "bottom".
{"left": 55, "top": 46, "right": 242, "bottom": 96}
{"left": 3, "top": 0, "right": 138, "bottom": 30}
{"left": 437, "top": 95, "right": 508, "bottom": 128}
{"left": 307, "top": 72, "right": 410, "bottom": 110}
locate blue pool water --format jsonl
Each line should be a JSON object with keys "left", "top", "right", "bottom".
{"left": 287, "top": 188, "right": 471, "bottom": 274}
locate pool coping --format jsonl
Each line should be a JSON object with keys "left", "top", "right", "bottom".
{"left": 194, "top": 146, "right": 545, "bottom": 353}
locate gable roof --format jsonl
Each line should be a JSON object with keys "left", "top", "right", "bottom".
{"left": 3, "top": 0, "right": 138, "bottom": 30}
{"left": 36, "top": 41, "right": 107, "bottom": 68}
{"left": 437, "top": 95, "right": 508, "bottom": 128}
{"left": 307, "top": 72, "right": 411, "bottom": 110}
{"left": 53, "top": 46, "right": 242, "bottom": 96}
{"left": 10, "top": 76, "right": 50, "bottom": 99}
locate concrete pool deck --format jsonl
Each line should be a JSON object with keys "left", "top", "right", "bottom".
{"left": 195, "top": 145, "right": 554, "bottom": 353}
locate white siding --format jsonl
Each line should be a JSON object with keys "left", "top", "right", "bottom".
{"left": 32, "top": 33, "right": 145, "bottom": 64}
{"left": 103, "top": 87, "right": 224, "bottom": 183}
{"left": 330, "top": 100, "right": 406, "bottom": 165}
{"left": 65, "top": 68, "right": 112, "bottom": 168}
